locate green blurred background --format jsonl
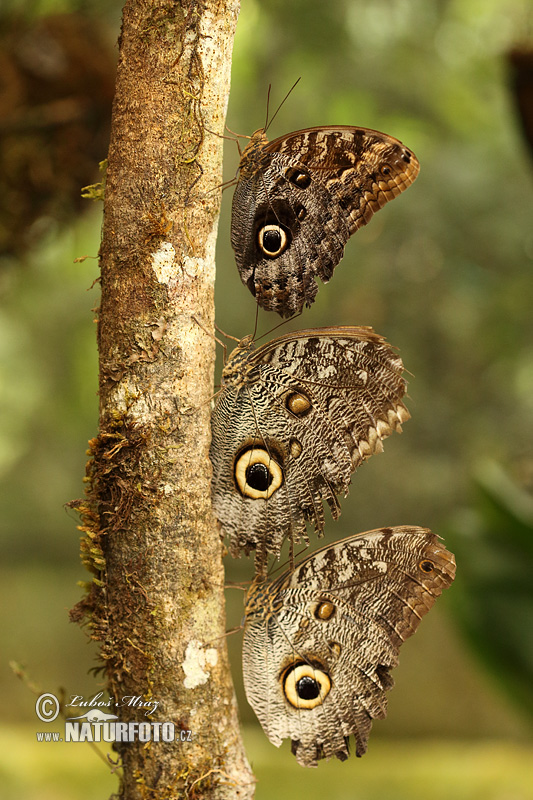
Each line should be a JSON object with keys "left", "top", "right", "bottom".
{"left": 1, "top": 0, "right": 533, "bottom": 797}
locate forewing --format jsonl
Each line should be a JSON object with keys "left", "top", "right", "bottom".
{"left": 251, "top": 327, "right": 410, "bottom": 470}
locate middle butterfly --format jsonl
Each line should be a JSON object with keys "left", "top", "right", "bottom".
{"left": 210, "top": 326, "right": 410, "bottom": 570}
{"left": 231, "top": 125, "right": 419, "bottom": 317}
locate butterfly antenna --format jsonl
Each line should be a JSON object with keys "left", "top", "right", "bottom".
{"left": 254, "top": 542, "right": 268, "bottom": 578}
{"left": 252, "top": 304, "right": 260, "bottom": 341}
{"left": 264, "top": 77, "right": 302, "bottom": 134}
{"left": 264, "top": 83, "right": 272, "bottom": 131}
{"left": 288, "top": 538, "right": 295, "bottom": 572}
{"left": 269, "top": 550, "right": 291, "bottom": 579}
{"left": 255, "top": 310, "right": 302, "bottom": 344}
{"left": 205, "top": 625, "right": 243, "bottom": 644}
{"left": 269, "top": 537, "right": 312, "bottom": 581}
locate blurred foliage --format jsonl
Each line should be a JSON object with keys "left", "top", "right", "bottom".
{"left": 448, "top": 462, "right": 533, "bottom": 716}
{"left": 0, "top": 13, "right": 115, "bottom": 258}
{"left": 244, "top": 730, "right": 533, "bottom": 800}
{"left": 507, "top": 44, "right": 533, "bottom": 159}
{"left": 2, "top": 727, "right": 533, "bottom": 800}
{"left": 1, "top": 4, "right": 533, "bottom": 795}
{"left": 0, "top": 724, "right": 117, "bottom": 800}
{"left": 0, "top": 211, "right": 100, "bottom": 563}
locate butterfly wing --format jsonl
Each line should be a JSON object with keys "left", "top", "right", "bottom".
{"left": 210, "top": 327, "right": 410, "bottom": 567}
{"left": 231, "top": 126, "right": 419, "bottom": 317}
{"left": 242, "top": 526, "right": 456, "bottom": 766}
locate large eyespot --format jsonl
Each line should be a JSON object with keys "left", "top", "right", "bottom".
{"left": 285, "top": 391, "right": 312, "bottom": 417}
{"left": 234, "top": 447, "right": 283, "bottom": 499}
{"left": 258, "top": 225, "right": 289, "bottom": 258}
{"left": 419, "top": 559, "right": 434, "bottom": 573}
{"left": 282, "top": 663, "right": 331, "bottom": 709}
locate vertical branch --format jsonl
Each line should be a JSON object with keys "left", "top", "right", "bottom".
{"left": 73, "top": 1, "right": 254, "bottom": 797}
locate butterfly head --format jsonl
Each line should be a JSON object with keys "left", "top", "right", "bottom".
{"left": 221, "top": 335, "right": 256, "bottom": 388}
{"left": 245, "top": 571, "right": 289, "bottom": 619}
{"left": 239, "top": 129, "right": 270, "bottom": 177}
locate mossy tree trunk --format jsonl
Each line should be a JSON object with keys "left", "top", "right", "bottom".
{"left": 73, "top": 1, "right": 254, "bottom": 797}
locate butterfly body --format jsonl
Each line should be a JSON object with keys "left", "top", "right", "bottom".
{"left": 231, "top": 126, "right": 420, "bottom": 317}
{"left": 242, "top": 526, "right": 456, "bottom": 766}
{"left": 210, "top": 327, "right": 410, "bottom": 568}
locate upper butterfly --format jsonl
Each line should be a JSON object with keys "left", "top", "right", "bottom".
{"left": 210, "top": 326, "right": 410, "bottom": 571}
{"left": 231, "top": 126, "right": 420, "bottom": 317}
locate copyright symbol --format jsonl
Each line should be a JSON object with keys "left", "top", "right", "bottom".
{"left": 35, "top": 693, "right": 60, "bottom": 722}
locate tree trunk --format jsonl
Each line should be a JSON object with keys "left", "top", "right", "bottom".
{"left": 72, "top": 1, "right": 254, "bottom": 797}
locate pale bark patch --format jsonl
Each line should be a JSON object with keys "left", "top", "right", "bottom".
{"left": 152, "top": 241, "right": 177, "bottom": 284}
{"left": 183, "top": 640, "right": 220, "bottom": 689}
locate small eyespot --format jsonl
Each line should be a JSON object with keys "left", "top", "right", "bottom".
{"left": 283, "top": 663, "right": 331, "bottom": 709}
{"left": 289, "top": 438, "right": 303, "bottom": 459}
{"left": 285, "top": 391, "right": 312, "bottom": 417}
{"left": 234, "top": 447, "right": 283, "bottom": 499}
{"left": 402, "top": 151, "right": 411, "bottom": 163}
{"left": 314, "top": 601, "right": 336, "bottom": 621}
{"left": 381, "top": 165, "right": 391, "bottom": 175}
{"left": 419, "top": 559, "right": 434, "bottom": 573}
{"left": 328, "top": 641, "right": 342, "bottom": 657}
{"left": 296, "top": 205, "right": 307, "bottom": 221}
{"left": 258, "top": 225, "right": 289, "bottom": 258}
{"left": 285, "top": 166, "right": 311, "bottom": 189}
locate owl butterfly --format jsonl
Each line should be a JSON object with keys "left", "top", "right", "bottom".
{"left": 231, "top": 125, "right": 419, "bottom": 317}
{"left": 243, "top": 526, "right": 456, "bottom": 767}
{"left": 210, "top": 326, "right": 410, "bottom": 572}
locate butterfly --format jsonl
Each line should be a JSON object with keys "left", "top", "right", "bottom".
{"left": 231, "top": 125, "right": 419, "bottom": 317}
{"left": 242, "top": 525, "right": 456, "bottom": 766}
{"left": 210, "top": 326, "right": 410, "bottom": 571}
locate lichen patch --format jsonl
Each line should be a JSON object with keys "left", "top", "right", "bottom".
{"left": 152, "top": 241, "right": 177, "bottom": 284}
{"left": 182, "top": 640, "right": 218, "bottom": 689}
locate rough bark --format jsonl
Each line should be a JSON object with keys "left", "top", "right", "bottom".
{"left": 72, "top": 1, "right": 254, "bottom": 797}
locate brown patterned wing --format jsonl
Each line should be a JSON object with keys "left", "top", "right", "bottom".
{"left": 210, "top": 327, "right": 410, "bottom": 570}
{"left": 231, "top": 126, "right": 419, "bottom": 317}
{"left": 242, "top": 526, "right": 456, "bottom": 766}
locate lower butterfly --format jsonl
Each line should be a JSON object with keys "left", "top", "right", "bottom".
{"left": 242, "top": 526, "right": 456, "bottom": 767}
{"left": 210, "top": 326, "right": 410, "bottom": 571}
